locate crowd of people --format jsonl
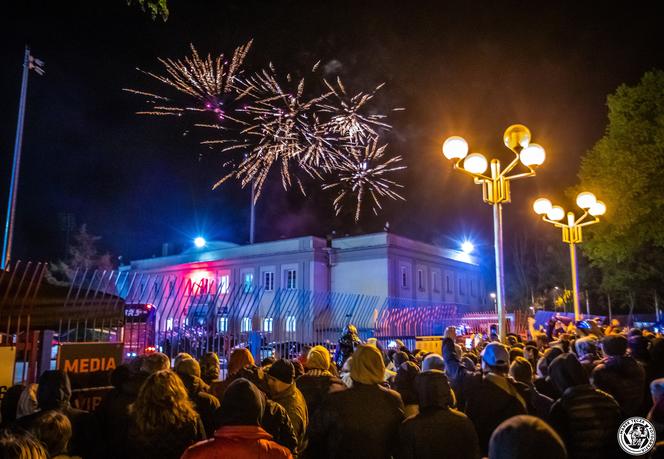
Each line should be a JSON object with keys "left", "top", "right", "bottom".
{"left": 1, "top": 318, "right": 664, "bottom": 458}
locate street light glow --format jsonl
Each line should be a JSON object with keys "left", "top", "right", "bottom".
{"left": 194, "top": 236, "right": 207, "bottom": 248}
{"left": 533, "top": 198, "right": 553, "bottom": 215}
{"left": 463, "top": 153, "right": 488, "bottom": 174}
{"left": 547, "top": 205, "right": 565, "bottom": 221}
{"left": 588, "top": 200, "right": 607, "bottom": 216}
{"left": 442, "top": 136, "right": 469, "bottom": 160}
{"left": 576, "top": 192, "right": 597, "bottom": 209}
{"left": 461, "top": 241, "right": 475, "bottom": 254}
{"left": 520, "top": 143, "right": 546, "bottom": 167}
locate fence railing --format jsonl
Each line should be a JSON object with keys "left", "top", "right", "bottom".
{"left": 1, "top": 263, "right": 503, "bottom": 383}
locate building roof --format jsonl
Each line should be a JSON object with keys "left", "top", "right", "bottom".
{"left": 124, "top": 232, "right": 478, "bottom": 272}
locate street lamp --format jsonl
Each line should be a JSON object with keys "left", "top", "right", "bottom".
{"left": 194, "top": 236, "right": 207, "bottom": 248}
{"left": 443, "top": 125, "right": 545, "bottom": 341}
{"left": 532, "top": 192, "right": 606, "bottom": 321}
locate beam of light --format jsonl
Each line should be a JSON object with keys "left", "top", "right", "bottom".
{"left": 193, "top": 236, "right": 206, "bottom": 248}
{"left": 461, "top": 240, "right": 474, "bottom": 254}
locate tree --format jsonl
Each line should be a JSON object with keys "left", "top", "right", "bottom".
{"left": 47, "top": 224, "right": 114, "bottom": 285}
{"left": 127, "top": 0, "right": 169, "bottom": 21}
{"left": 573, "top": 70, "right": 664, "bottom": 299}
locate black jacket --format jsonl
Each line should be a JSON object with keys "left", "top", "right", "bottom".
{"left": 126, "top": 414, "right": 206, "bottom": 459}
{"left": 442, "top": 338, "right": 527, "bottom": 456}
{"left": 309, "top": 381, "right": 405, "bottom": 459}
{"left": 399, "top": 371, "right": 480, "bottom": 459}
{"left": 15, "top": 370, "right": 101, "bottom": 459}
{"left": 591, "top": 355, "right": 645, "bottom": 417}
{"left": 178, "top": 373, "right": 220, "bottom": 438}
{"left": 296, "top": 372, "right": 346, "bottom": 416}
{"left": 548, "top": 385, "right": 624, "bottom": 459}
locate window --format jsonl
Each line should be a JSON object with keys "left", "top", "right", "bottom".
{"left": 446, "top": 275, "right": 453, "bottom": 294}
{"left": 432, "top": 272, "right": 440, "bottom": 293}
{"left": 219, "top": 274, "right": 230, "bottom": 295}
{"left": 243, "top": 273, "right": 254, "bottom": 292}
{"left": 166, "top": 318, "right": 173, "bottom": 331}
{"left": 264, "top": 271, "right": 274, "bottom": 291}
{"left": 459, "top": 278, "right": 465, "bottom": 295}
{"left": 285, "top": 269, "right": 297, "bottom": 290}
{"left": 401, "top": 267, "right": 408, "bottom": 289}
{"left": 198, "top": 278, "right": 208, "bottom": 295}
{"left": 153, "top": 282, "right": 161, "bottom": 297}
{"left": 470, "top": 279, "right": 476, "bottom": 297}
{"left": 217, "top": 317, "right": 228, "bottom": 333}
{"left": 418, "top": 269, "right": 425, "bottom": 291}
{"left": 241, "top": 317, "right": 252, "bottom": 332}
{"left": 263, "top": 318, "right": 273, "bottom": 333}
{"left": 169, "top": 279, "right": 176, "bottom": 297}
{"left": 286, "top": 316, "right": 297, "bottom": 333}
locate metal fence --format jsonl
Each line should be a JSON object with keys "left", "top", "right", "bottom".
{"left": 1, "top": 262, "right": 501, "bottom": 383}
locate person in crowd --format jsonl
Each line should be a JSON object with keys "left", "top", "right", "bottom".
{"left": 574, "top": 336, "right": 600, "bottom": 376}
{"left": 523, "top": 345, "right": 539, "bottom": 373}
{"left": 0, "top": 428, "right": 47, "bottom": 459}
{"left": 212, "top": 348, "right": 258, "bottom": 400}
{"left": 548, "top": 353, "right": 622, "bottom": 459}
{"left": 14, "top": 370, "right": 100, "bottom": 459}
{"left": 650, "top": 339, "right": 664, "bottom": 381}
{"left": 488, "top": 415, "right": 567, "bottom": 459}
{"left": 0, "top": 385, "right": 25, "bottom": 426}
{"left": 255, "top": 390, "right": 298, "bottom": 455}
{"left": 173, "top": 353, "right": 194, "bottom": 371}
{"left": 339, "top": 357, "right": 353, "bottom": 388}
{"left": 421, "top": 353, "right": 445, "bottom": 372}
{"left": 175, "top": 358, "right": 221, "bottom": 438}
{"left": 629, "top": 334, "right": 656, "bottom": 415}
{"left": 591, "top": 334, "right": 645, "bottom": 416}
{"left": 16, "top": 384, "right": 39, "bottom": 420}
{"left": 266, "top": 359, "right": 308, "bottom": 456}
{"left": 333, "top": 324, "right": 361, "bottom": 369}
{"left": 509, "top": 357, "right": 553, "bottom": 420}
{"left": 394, "top": 361, "right": 420, "bottom": 418}
{"left": 534, "top": 347, "right": 563, "bottom": 399}
{"left": 95, "top": 363, "right": 147, "bottom": 458}
{"left": 442, "top": 336, "right": 528, "bottom": 456}
{"left": 198, "top": 352, "right": 221, "bottom": 386}
{"left": 648, "top": 378, "right": 664, "bottom": 438}
{"left": 30, "top": 410, "right": 79, "bottom": 459}
{"left": 127, "top": 370, "right": 205, "bottom": 459}
{"left": 296, "top": 346, "right": 346, "bottom": 415}
{"left": 310, "top": 344, "right": 405, "bottom": 459}
{"left": 181, "top": 378, "right": 292, "bottom": 459}
{"left": 262, "top": 356, "right": 277, "bottom": 367}
{"left": 142, "top": 352, "right": 171, "bottom": 375}
{"left": 399, "top": 369, "right": 479, "bottom": 459}
{"left": 292, "top": 360, "right": 305, "bottom": 380}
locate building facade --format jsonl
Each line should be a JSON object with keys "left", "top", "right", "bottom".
{"left": 120, "top": 232, "right": 486, "bottom": 343}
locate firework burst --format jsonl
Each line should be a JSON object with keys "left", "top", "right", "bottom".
{"left": 123, "top": 41, "right": 252, "bottom": 119}
{"left": 324, "top": 140, "right": 406, "bottom": 221}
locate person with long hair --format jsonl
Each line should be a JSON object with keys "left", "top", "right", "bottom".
{"left": 0, "top": 428, "right": 47, "bottom": 459}
{"left": 127, "top": 370, "right": 205, "bottom": 459}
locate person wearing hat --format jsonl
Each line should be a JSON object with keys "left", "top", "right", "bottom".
{"left": 296, "top": 346, "right": 346, "bottom": 415}
{"left": 591, "top": 334, "right": 646, "bottom": 416}
{"left": 182, "top": 378, "right": 292, "bottom": 459}
{"left": 309, "top": 344, "right": 404, "bottom": 459}
{"left": 175, "top": 358, "right": 221, "bottom": 438}
{"left": 489, "top": 415, "right": 566, "bottom": 459}
{"left": 267, "top": 359, "right": 308, "bottom": 456}
{"left": 442, "top": 337, "right": 528, "bottom": 456}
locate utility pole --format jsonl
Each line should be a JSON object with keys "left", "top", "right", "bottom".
{"left": 2, "top": 46, "right": 44, "bottom": 269}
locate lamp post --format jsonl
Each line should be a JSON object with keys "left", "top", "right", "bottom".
{"left": 443, "top": 125, "right": 545, "bottom": 341}
{"left": 532, "top": 192, "right": 606, "bottom": 321}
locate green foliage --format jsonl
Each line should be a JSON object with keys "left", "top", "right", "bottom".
{"left": 574, "top": 70, "right": 664, "bottom": 295}
{"left": 128, "top": 0, "right": 169, "bottom": 21}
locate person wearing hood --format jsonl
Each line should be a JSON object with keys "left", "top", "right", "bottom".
{"left": 399, "top": 370, "right": 479, "bottom": 459}
{"left": 488, "top": 415, "right": 566, "bottom": 459}
{"left": 394, "top": 361, "right": 420, "bottom": 418}
{"left": 333, "top": 324, "right": 361, "bottom": 370}
{"left": 309, "top": 344, "right": 404, "bottom": 459}
{"left": 296, "top": 346, "right": 346, "bottom": 416}
{"left": 534, "top": 347, "right": 563, "bottom": 400}
{"left": 182, "top": 378, "right": 292, "bottom": 459}
{"left": 175, "top": 358, "right": 221, "bottom": 438}
{"left": 212, "top": 348, "right": 260, "bottom": 400}
{"left": 15, "top": 370, "right": 100, "bottom": 459}
{"left": 442, "top": 337, "right": 528, "bottom": 456}
{"left": 266, "top": 359, "right": 308, "bottom": 456}
{"left": 548, "top": 353, "right": 622, "bottom": 459}
{"left": 591, "top": 334, "right": 646, "bottom": 417}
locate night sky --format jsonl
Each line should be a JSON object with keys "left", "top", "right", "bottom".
{"left": 1, "top": 1, "right": 663, "bottom": 265}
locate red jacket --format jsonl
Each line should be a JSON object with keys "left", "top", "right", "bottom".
{"left": 181, "top": 425, "right": 292, "bottom": 459}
